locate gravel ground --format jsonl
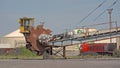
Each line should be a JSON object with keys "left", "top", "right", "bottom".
{"left": 0, "top": 59, "right": 120, "bottom": 68}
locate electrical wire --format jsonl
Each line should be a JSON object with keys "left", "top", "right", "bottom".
{"left": 77, "top": 0, "right": 106, "bottom": 25}
{"left": 117, "top": 0, "right": 120, "bottom": 13}
{"left": 94, "top": 0, "right": 118, "bottom": 21}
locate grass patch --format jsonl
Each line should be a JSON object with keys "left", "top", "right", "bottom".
{"left": 0, "top": 55, "right": 43, "bottom": 59}
{"left": 0, "top": 47, "right": 119, "bottom": 59}
{"left": 21, "top": 46, "right": 36, "bottom": 57}
{"left": 0, "top": 47, "right": 43, "bottom": 59}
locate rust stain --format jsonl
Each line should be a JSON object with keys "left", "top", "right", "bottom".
{"left": 25, "top": 24, "right": 52, "bottom": 55}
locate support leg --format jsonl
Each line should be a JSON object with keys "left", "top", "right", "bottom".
{"left": 50, "top": 46, "right": 53, "bottom": 55}
{"left": 63, "top": 46, "right": 66, "bottom": 59}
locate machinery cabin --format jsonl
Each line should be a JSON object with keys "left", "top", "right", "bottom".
{"left": 18, "top": 17, "right": 34, "bottom": 33}
{"left": 18, "top": 17, "right": 52, "bottom": 56}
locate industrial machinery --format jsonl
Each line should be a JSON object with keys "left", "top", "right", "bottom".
{"left": 19, "top": 17, "right": 52, "bottom": 56}
{"left": 18, "top": 17, "right": 34, "bottom": 33}
{"left": 18, "top": 17, "right": 120, "bottom": 58}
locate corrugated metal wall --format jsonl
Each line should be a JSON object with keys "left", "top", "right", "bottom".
{"left": 0, "top": 37, "right": 26, "bottom": 48}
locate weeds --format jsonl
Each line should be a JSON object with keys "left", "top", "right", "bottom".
{"left": 113, "top": 49, "right": 120, "bottom": 57}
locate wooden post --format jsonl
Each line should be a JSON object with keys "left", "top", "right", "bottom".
{"left": 63, "top": 46, "right": 66, "bottom": 59}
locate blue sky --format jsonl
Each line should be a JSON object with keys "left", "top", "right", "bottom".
{"left": 0, "top": 0, "right": 120, "bottom": 37}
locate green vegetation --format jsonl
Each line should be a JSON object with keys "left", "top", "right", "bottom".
{"left": 0, "top": 55, "right": 43, "bottom": 59}
{"left": 21, "top": 46, "right": 36, "bottom": 57}
{"left": 113, "top": 49, "right": 120, "bottom": 58}
{"left": 0, "top": 47, "right": 43, "bottom": 59}
{"left": 0, "top": 47, "right": 120, "bottom": 59}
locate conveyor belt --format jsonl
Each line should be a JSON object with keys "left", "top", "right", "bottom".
{"left": 48, "top": 28, "right": 120, "bottom": 46}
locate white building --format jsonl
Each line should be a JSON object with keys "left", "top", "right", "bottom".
{"left": 72, "top": 28, "right": 118, "bottom": 43}
{"left": 0, "top": 29, "right": 25, "bottom": 48}
{"left": 73, "top": 28, "right": 96, "bottom": 35}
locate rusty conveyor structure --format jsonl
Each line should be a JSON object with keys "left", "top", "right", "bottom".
{"left": 18, "top": 17, "right": 120, "bottom": 59}
{"left": 44, "top": 27, "right": 120, "bottom": 58}
{"left": 48, "top": 27, "right": 120, "bottom": 46}
{"left": 48, "top": 28, "right": 120, "bottom": 58}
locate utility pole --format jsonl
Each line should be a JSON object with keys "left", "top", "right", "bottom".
{"left": 107, "top": 8, "right": 113, "bottom": 43}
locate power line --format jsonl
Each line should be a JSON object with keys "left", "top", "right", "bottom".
{"left": 94, "top": 0, "right": 118, "bottom": 21}
{"left": 118, "top": 1, "right": 120, "bottom": 17}
{"left": 77, "top": 0, "right": 106, "bottom": 25}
